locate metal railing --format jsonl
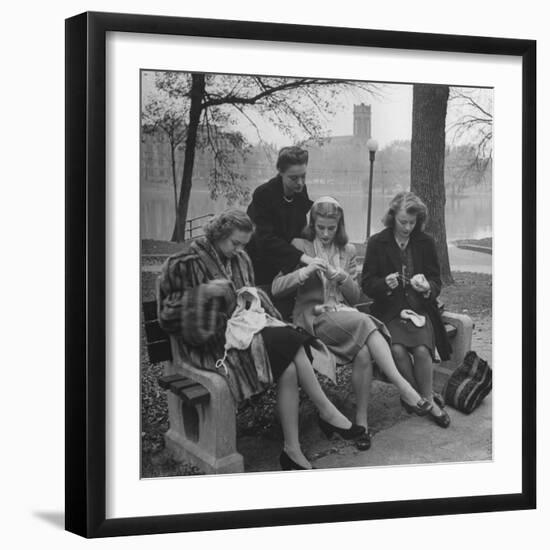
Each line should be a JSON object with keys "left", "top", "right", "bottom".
{"left": 185, "top": 213, "right": 214, "bottom": 239}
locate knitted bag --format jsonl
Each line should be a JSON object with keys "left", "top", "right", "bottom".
{"left": 443, "top": 351, "right": 492, "bottom": 414}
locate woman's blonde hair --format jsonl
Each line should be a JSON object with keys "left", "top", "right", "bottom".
{"left": 204, "top": 209, "right": 254, "bottom": 242}
{"left": 303, "top": 199, "right": 349, "bottom": 247}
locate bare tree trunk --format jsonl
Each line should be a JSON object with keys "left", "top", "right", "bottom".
{"left": 169, "top": 141, "right": 178, "bottom": 223}
{"left": 171, "top": 73, "right": 205, "bottom": 242}
{"left": 411, "top": 84, "right": 453, "bottom": 284}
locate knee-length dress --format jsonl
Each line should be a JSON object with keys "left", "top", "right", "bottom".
{"left": 382, "top": 244, "right": 436, "bottom": 357}
{"left": 361, "top": 227, "right": 451, "bottom": 362}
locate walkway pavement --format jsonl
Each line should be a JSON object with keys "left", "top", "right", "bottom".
{"left": 239, "top": 392, "right": 492, "bottom": 472}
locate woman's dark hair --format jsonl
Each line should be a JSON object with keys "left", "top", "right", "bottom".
{"left": 303, "top": 199, "right": 349, "bottom": 248}
{"left": 204, "top": 209, "right": 254, "bottom": 243}
{"left": 382, "top": 191, "right": 428, "bottom": 233}
{"left": 276, "top": 146, "right": 309, "bottom": 173}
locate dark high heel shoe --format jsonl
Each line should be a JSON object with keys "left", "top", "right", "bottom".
{"left": 400, "top": 397, "right": 433, "bottom": 416}
{"left": 355, "top": 430, "right": 373, "bottom": 451}
{"left": 429, "top": 408, "right": 451, "bottom": 428}
{"left": 433, "top": 392, "right": 446, "bottom": 409}
{"left": 318, "top": 416, "right": 366, "bottom": 440}
{"left": 279, "top": 450, "right": 310, "bottom": 471}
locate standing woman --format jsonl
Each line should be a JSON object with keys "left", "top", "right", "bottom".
{"left": 158, "top": 209, "right": 365, "bottom": 471}
{"left": 272, "top": 197, "right": 432, "bottom": 451}
{"left": 246, "top": 146, "right": 318, "bottom": 318}
{"left": 361, "top": 192, "right": 452, "bottom": 428}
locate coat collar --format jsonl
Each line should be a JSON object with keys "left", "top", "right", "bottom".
{"left": 375, "top": 227, "right": 427, "bottom": 274}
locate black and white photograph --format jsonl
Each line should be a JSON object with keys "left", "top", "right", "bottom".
{"left": 1, "top": 0, "right": 545, "bottom": 544}
{"left": 140, "top": 69, "right": 493, "bottom": 478}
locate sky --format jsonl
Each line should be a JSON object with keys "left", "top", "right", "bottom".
{"left": 142, "top": 71, "right": 490, "bottom": 150}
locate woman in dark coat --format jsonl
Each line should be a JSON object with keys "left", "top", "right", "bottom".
{"left": 246, "top": 146, "right": 318, "bottom": 317}
{"left": 361, "top": 192, "right": 451, "bottom": 428}
{"left": 158, "top": 209, "right": 365, "bottom": 470}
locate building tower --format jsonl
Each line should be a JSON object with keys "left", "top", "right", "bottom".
{"left": 353, "top": 103, "right": 372, "bottom": 140}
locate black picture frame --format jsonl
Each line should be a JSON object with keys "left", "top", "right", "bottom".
{"left": 65, "top": 11, "right": 536, "bottom": 538}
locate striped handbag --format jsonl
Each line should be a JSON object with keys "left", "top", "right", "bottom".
{"left": 443, "top": 351, "right": 492, "bottom": 414}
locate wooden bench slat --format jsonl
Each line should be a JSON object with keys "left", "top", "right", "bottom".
{"left": 158, "top": 375, "right": 210, "bottom": 405}
{"left": 170, "top": 378, "right": 200, "bottom": 394}
{"left": 158, "top": 374, "right": 185, "bottom": 390}
{"left": 181, "top": 385, "right": 210, "bottom": 405}
{"left": 142, "top": 300, "right": 158, "bottom": 322}
{"left": 147, "top": 340, "right": 172, "bottom": 363}
{"left": 144, "top": 319, "right": 169, "bottom": 343}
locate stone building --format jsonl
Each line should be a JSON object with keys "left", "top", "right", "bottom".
{"left": 304, "top": 103, "right": 372, "bottom": 189}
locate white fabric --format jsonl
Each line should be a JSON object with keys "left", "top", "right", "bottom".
{"left": 215, "top": 287, "right": 286, "bottom": 374}
{"left": 226, "top": 286, "right": 286, "bottom": 349}
{"left": 400, "top": 309, "right": 426, "bottom": 328}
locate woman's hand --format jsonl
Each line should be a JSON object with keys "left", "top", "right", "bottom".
{"left": 299, "top": 258, "right": 327, "bottom": 282}
{"left": 326, "top": 266, "right": 348, "bottom": 284}
{"left": 385, "top": 272, "right": 399, "bottom": 290}
{"left": 410, "top": 273, "right": 430, "bottom": 293}
{"left": 303, "top": 258, "right": 327, "bottom": 276}
{"left": 300, "top": 254, "right": 318, "bottom": 266}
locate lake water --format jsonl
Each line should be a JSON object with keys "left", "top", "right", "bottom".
{"left": 141, "top": 186, "right": 492, "bottom": 243}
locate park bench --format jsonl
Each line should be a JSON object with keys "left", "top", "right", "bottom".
{"left": 142, "top": 297, "right": 473, "bottom": 475}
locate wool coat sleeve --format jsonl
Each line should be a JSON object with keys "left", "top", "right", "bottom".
{"left": 361, "top": 236, "right": 390, "bottom": 300}
{"left": 421, "top": 235, "right": 442, "bottom": 299}
{"left": 248, "top": 187, "right": 304, "bottom": 274}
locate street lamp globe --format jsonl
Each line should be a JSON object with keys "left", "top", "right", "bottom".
{"left": 366, "top": 138, "right": 379, "bottom": 152}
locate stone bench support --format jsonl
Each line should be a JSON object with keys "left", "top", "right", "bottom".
{"left": 163, "top": 343, "right": 244, "bottom": 474}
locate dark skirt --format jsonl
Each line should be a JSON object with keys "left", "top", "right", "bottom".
{"left": 386, "top": 314, "right": 436, "bottom": 360}
{"left": 261, "top": 325, "right": 315, "bottom": 380}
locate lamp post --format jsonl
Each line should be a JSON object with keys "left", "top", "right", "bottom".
{"left": 365, "top": 138, "right": 379, "bottom": 241}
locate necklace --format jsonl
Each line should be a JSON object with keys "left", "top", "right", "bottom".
{"left": 395, "top": 235, "right": 410, "bottom": 249}
{"left": 283, "top": 195, "right": 294, "bottom": 203}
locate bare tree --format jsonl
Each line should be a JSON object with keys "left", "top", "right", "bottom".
{"left": 411, "top": 84, "right": 453, "bottom": 284}
{"left": 148, "top": 72, "right": 380, "bottom": 241}
{"left": 142, "top": 78, "right": 189, "bottom": 220}
{"left": 448, "top": 87, "right": 493, "bottom": 175}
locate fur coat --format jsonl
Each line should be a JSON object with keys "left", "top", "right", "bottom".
{"left": 157, "top": 236, "right": 284, "bottom": 402}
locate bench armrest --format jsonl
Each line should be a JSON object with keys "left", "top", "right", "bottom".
{"left": 440, "top": 311, "right": 474, "bottom": 366}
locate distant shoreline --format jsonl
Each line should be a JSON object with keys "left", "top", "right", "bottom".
{"left": 141, "top": 236, "right": 493, "bottom": 262}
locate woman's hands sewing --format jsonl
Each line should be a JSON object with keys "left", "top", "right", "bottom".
{"left": 385, "top": 272, "right": 400, "bottom": 290}
{"left": 301, "top": 257, "right": 327, "bottom": 278}
{"left": 325, "top": 265, "right": 348, "bottom": 284}
{"left": 410, "top": 273, "right": 430, "bottom": 294}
